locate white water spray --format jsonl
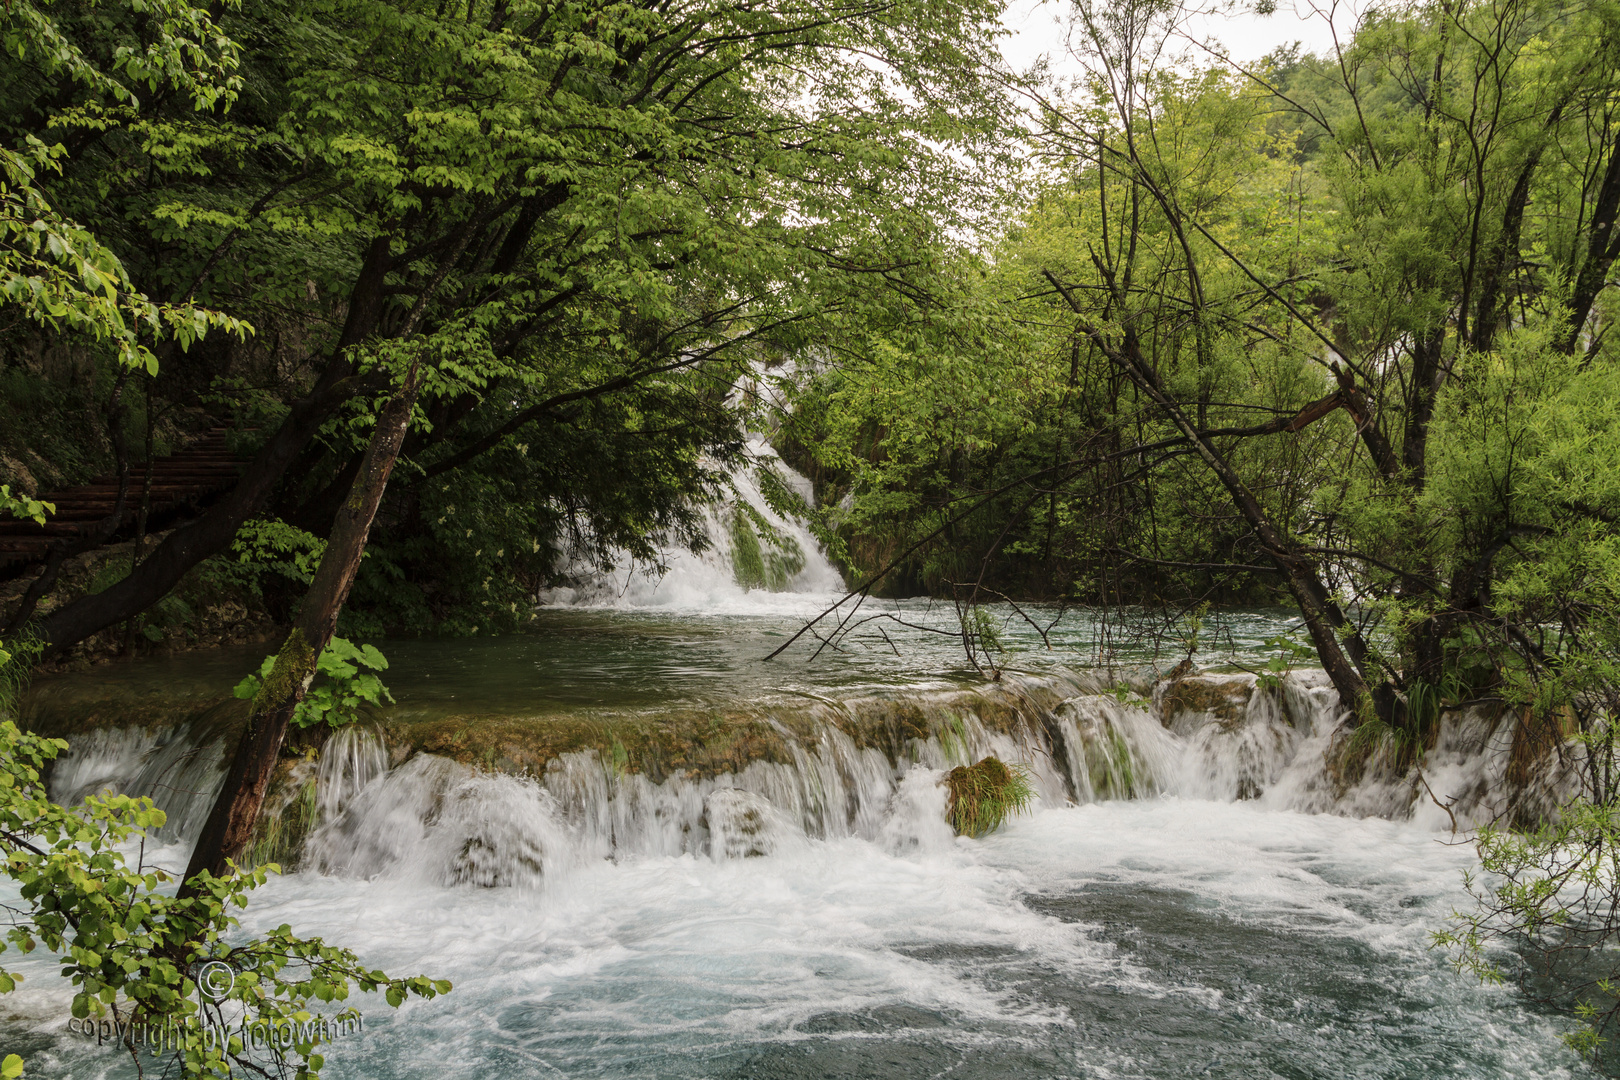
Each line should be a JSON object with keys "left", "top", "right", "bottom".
{"left": 539, "top": 435, "right": 845, "bottom": 610}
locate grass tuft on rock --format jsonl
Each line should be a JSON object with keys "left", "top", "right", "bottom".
{"left": 944, "top": 756, "right": 1035, "bottom": 838}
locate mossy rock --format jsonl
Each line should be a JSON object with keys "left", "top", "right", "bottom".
{"left": 944, "top": 756, "right": 1034, "bottom": 838}
{"left": 382, "top": 687, "right": 1059, "bottom": 785}
{"left": 1159, "top": 675, "right": 1255, "bottom": 730}
{"left": 242, "top": 754, "right": 319, "bottom": 871}
{"left": 380, "top": 708, "right": 801, "bottom": 783}
{"left": 831, "top": 685, "right": 1052, "bottom": 766}
{"left": 22, "top": 668, "right": 1072, "bottom": 802}
{"left": 729, "top": 508, "right": 805, "bottom": 591}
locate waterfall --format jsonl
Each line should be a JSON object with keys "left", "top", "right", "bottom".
{"left": 539, "top": 434, "right": 845, "bottom": 609}
{"left": 316, "top": 723, "right": 391, "bottom": 820}
{"left": 299, "top": 699, "right": 1054, "bottom": 886}
{"left": 41, "top": 665, "right": 1578, "bottom": 890}
{"left": 47, "top": 723, "right": 228, "bottom": 844}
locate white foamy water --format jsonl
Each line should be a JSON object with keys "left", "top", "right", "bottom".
{"left": 7, "top": 443, "right": 1600, "bottom": 1077}
{"left": 6, "top": 800, "right": 1594, "bottom": 1079}
{"left": 13, "top": 672, "right": 1605, "bottom": 1079}
{"left": 539, "top": 435, "right": 847, "bottom": 614}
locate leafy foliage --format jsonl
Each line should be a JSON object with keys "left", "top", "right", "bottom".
{"left": 1433, "top": 724, "right": 1620, "bottom": 1055}
{"left": 1254, "top": 634, "right": 1318, "bottom": 693}
{"left": 233, "top": 636, "right": 392, "bottom": 729}
{"left": 0, "top": 647, "right": 443, "bottom": 1078}
{"left": 0, "top": 0, "right": 1022, "bottom": 647}
{"left": 0, "top": 0, "right": 250, "bottom": 373}
{"left": 0, "top": 484, "right": 51, "bottom": 526}
{"left": 783, "top": 0, "right": 1620, "bottom": 1045}
{"left": 231, "top": 518, "right": 327, "bottom": 585}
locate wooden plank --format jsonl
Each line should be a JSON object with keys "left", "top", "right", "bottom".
{"left": 38, "top": 485, "right": 224, "bottom": 498}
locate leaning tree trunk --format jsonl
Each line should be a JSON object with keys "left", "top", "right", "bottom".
{"left": 29, "top": 241, "right": 396, "bottom": 655}
{"left": 179, "top": 358, "right": 424, "bottom": 891}
{"left": 1041, "top": 271, "right": 1382, "bottom": 723}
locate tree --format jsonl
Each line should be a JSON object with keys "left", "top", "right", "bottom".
{"left": 83, "top": 0, "right": 1015, "bottom": 873}
{"left": 1, "top": 0, "right": 1015, "bottom": 653}
{"left": 0, "top": 10, "right": 449, "bottom": 1074}
{"left": 785, "top": 0, "right": 1620, "bottom": 1044}
{"left": 802, "top": 0, "right": 1620, "bottom": 737}
{"left": 0, "top": 637, "right": 447, "bottom": 1079}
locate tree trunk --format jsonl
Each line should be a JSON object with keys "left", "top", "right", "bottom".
{"left": 179, "top": 358, "right": 424, "bottom": 891}
{"left": 1563, "top": 126, "right": 1620, "bottom": 354}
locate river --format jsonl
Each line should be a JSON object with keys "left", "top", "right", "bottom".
{"left": 0, "top": 475, "right": 1600, "bottom": 1077}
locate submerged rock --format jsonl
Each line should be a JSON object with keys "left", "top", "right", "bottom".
{"left": 452, "top": 832, "right": 545, "bottom": 888}
{"left": 244, "top": 754, "right": 320, "bottom": 871}
{"left": 704, "top": 787, "right": 782, "bottom": 859}
{"left": 1158, "top": 674, "right": 1256, "bottom": 733}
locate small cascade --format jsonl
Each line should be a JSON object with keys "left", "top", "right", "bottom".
{"left": 315, "top": 724, "right": 390, "bottom": 821}
{"left": 1177, "top": 681, "right": 1311, "bottom": 802}
{"left": 47, "top": 723, "right": 227, "bottom": 843}
{"left": 41, "top": 664, "right": 1584, "bottom": 889}
{"left": 540, "top": 435, "right": 845, "bottom": 608}
{"left": 303, "top": 755, "right": 565, "bottom": 888}
{"left": 301, "top": 699, "right": 1062, "bottom": 886}
{"left": 1052, "top": 696, "right": 1181, "bottom": 801}
{"left": 44, "top": 722, "right": 397, "bottom": 856}
{"left": 876, "top": 767, "right": 958, "bottom": 854}
{"left": 705, "top": 787, "right": 795, "bottom": 860}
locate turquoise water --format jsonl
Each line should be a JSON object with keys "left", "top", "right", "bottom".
{"left": 4, "top": 600, "right": 1600, "bottom": 1079}
{"left": 26, "top": 601, "right": 1302, "bottom": 719}
{"left": 7, "top": 802, "right": 1592, "bottom": 1079}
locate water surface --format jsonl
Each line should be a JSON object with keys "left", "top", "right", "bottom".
{"left": 5, "top": 597, "right": 1592, "bottom": 1078}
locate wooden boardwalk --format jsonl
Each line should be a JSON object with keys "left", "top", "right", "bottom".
{"left": 0, "top": 428, "right": 243, "bottom": 577}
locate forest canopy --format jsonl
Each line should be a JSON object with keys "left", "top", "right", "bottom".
{"left": 0, "top": 0, "right": 1615, "bottom": 754}
{"left": 0, "top": 0, "right": 1017, "bottom": 647}
{"left": 789, "top": 0, "right": 1620, "bottom": 740}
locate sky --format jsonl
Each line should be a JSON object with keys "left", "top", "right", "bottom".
{"left": 999, "top": 0, "right": 1360, "bottom": 78}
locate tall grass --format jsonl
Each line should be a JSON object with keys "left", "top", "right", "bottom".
{"left": 945, "top": 756, "right": 1035, "bottom": 837}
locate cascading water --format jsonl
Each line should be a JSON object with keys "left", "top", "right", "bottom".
{"left": 40, "top": 665, "right": 1559, "bottom": 888}
{"left": 11, "top": 486, "right": 1605, "bottom": 1076}
{"left": 21, "top": 659, "right": 1598, "bottom": 1079}
{"left": 539, "top": 434, "right": 845, "bottom": 610}
{"left": 46, "top": 722, "right": 228, "bottom": 843}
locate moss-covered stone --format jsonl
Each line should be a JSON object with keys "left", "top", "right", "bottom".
{"left": 242, "top": 753, "right": 319, "bottom": 871}
{"left": 729, "top": 507, "right": 806, "bottom": 591}
{"left": 378, "top": 709, "right": 802, "bottom": 782}
{"left": 1159, "top": 675, "right": 1255, "bottom": 729}
{"left": 830, "top": 684, "right": 1056, "bottom": 766}
{"left": 944, "top": 756, "right": 1034, "bottom": 838}
{"left": 21, "top": 668, "right": 1076, "bottom": 797}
